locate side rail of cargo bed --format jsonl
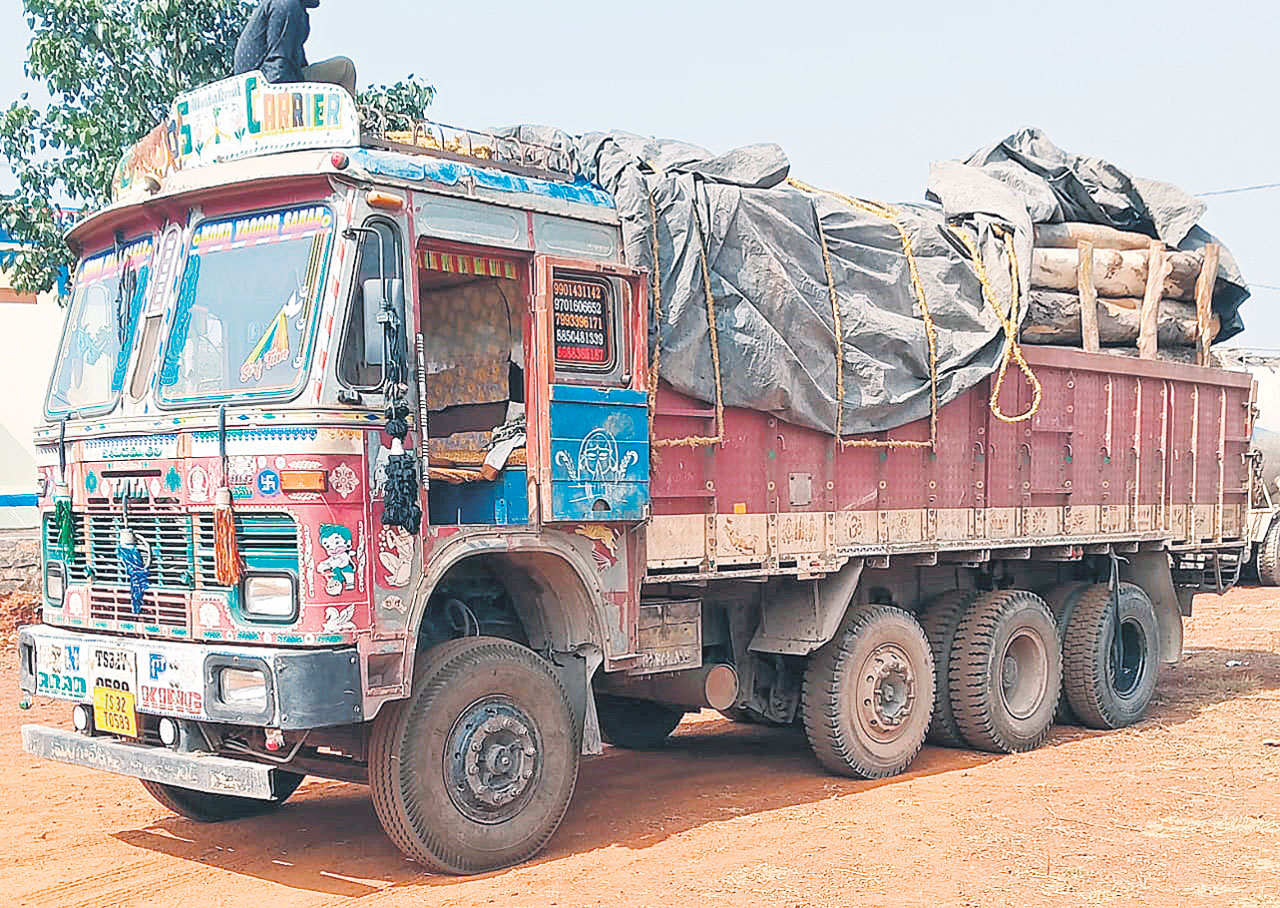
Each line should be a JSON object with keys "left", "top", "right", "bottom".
{"left": 643, "top": 345, "right": 1252, "bottom": 592}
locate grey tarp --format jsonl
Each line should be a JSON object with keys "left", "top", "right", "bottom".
{"left": 501, "top": 125, "right": 1246, "bottom": 437}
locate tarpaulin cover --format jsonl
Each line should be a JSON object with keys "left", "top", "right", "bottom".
{"left": 502, "top": 125, "right": 1247, "bottom": 437}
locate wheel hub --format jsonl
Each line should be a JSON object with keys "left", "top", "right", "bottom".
{"left": 856, "top": 644, "right": 917, "bottom": 742}
{"left": 998, "top": 628, "right": 1049, "bottom": 720}
{"left": 446, "top": 697, "right": 541, "bottom": 824}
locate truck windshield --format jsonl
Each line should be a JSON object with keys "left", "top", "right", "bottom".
{"left": 46, "top": 237, "right": 153, "bottom": 417}
{"left": 158, "top": 205, "right": 333, "bottom": 404}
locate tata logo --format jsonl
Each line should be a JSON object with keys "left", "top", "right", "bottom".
{"left": 148, "top": 654, "right": 168, "bottom": 681}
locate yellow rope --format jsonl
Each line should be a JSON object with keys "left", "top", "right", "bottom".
{"left": 646, "top": 187, "right": 663, "bottom": 442}
{"left": 946, "top": 224, "right": 1041, "bottom": 423}
{"left": 790, "top": 178, "right": 937, "bottom": 451}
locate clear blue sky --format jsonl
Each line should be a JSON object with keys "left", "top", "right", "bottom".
{"left": 3, "top": 0, "right": 1277, "bottom": 344}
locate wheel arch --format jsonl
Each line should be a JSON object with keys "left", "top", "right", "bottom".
{"left": 402, "top": 531, "right": 613, "bottom": 678}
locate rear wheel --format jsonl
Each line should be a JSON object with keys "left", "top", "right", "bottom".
{"left": 141, "top": 771, "right": 304, "bottom": 822}
{"left": 1062, "top": 583, "right": 1160, "bottom": 729}
{"left": 801, "top": 604, "right": 934, "bottom": 779}
{"left": 369, "top": 636, "right": 579, "bottom": 875}
{"left": 919, "top": 589, "right": 978, "bottom": 748}
{"left": 595, "top": 695, "right": 685, "bottom": 749}
{"left": 1258, "top": 519, "right": 1280, "bottom": 586}
{"left": 951, "top": 590, "right": 1061, "bottom": 754}
{"left": 1041, "top": 581, "right": 1094, "bottom": 724}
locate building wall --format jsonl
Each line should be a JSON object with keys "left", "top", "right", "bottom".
{"left": 0, "top": 285, "right": 65, "bottom": 528}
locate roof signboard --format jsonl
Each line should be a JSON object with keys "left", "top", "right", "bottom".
{"left": 112, "top": 72, "right": 360, "bottom": 202}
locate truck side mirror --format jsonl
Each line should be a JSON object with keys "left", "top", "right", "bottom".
{"left": 363, "top": 277, "right": 406, "bottom": 384}
{"left": 363, "top": 277, "right": 387, "bottom": 367}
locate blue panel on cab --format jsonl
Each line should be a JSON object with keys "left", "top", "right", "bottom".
{"left": 548, "top": 385, "right": 649, "bottom": 521}
{"left": 428, "top": 469, "right": 530, "bottom": 526}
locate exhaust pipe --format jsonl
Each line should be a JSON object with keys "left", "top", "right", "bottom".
{"left": 597, "top": 663, "right": 739, "bottom": 711}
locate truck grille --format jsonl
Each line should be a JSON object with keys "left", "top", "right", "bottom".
{"left": 42, "top": 512, "right": 88, "bottom": 582}
{"left": 85, "top": 501, "right": 193, "bottom": 588}
{"left": 89, "top": 586, "right": 189, "bottom": 627}
{"left": 195, "top": 511, "right": 300, "bottom": 586}
{"left": 84, "top": 500, "right": 192, "bottom": 629}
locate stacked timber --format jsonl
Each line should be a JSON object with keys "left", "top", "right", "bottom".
{"left": 1020, "top": 222, "right": 1221, "bottom": 365}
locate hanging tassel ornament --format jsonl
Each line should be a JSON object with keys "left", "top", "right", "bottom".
{"left": 52, "top": 419, "right": 75, "bottom": 562}
{"left": 211, "top": 405, "right": 242, "bottom": 586}
{"left": 116, "top": 527, "right": 149, "bottom": 615}
{"left": 381, "top": 401, "right": 422, "bottom": 535}
{"left": 213, "top": 486, "right": 243, "bottom": 586}
{"left": 53, "top": 483, "right": 76, "bottom": 562}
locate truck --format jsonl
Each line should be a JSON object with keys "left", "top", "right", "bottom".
{"left": 18, "top": 73, "right": 1253, "bottom": 875}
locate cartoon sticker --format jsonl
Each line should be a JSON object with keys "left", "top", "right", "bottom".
{"left": 317, "top": 524, "right": 357, "bottom": 596}
{"left": 377, "top": 526, "right": 414, "bottom": 587}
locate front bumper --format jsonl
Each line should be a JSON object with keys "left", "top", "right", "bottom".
{"left": 21, "top": 725, "right": 283, "bottom": 799}
{"left": 18, "top": 624, "right": 363, "bottom": 730}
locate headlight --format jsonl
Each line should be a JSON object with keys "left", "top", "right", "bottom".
{"left": 45, "top": 563, "right": 65, "bottom": 605}
{"left": 242, "top": 574, "right": 296, "bottom": 620}
{"left": 219, "top": 668, "right": 268, "bottom": 710}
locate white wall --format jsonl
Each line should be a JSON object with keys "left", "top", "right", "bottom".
{"left": 0, "top": 292, "right": 65, "bottom": 528}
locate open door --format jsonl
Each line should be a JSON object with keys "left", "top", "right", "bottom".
{"left": 532, "top": 256, "right": 649, "bottom": 523}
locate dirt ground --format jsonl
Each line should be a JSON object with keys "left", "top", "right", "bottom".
{"left": 1, "top": 588, "right": 1278, "bottom": 908}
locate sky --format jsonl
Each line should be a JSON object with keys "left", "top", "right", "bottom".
{"left": 2, "top": 0, "right": 1278, "bottom": 344}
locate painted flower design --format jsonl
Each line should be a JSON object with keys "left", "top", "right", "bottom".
{"left": 330, "top": 462, "right": 360, "bottom": 499}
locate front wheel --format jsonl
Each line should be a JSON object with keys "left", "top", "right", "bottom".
{"left": 801, "top": 604, "right": 934, "bottom": 779}
{"left": 141, "top": 771, "right": 304, "bottom": 822}
{"left": 369, "top": 636, "right": 579, "bottom": 875}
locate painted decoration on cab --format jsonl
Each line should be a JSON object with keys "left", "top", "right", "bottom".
{"left": 323, "top": 604, "right": 357, "bottom": 632}
{"left": 330, "top": 462, "right": 360, "bottom": 498}
{"left": 574, "top": 524, "right": 619, "bottom": 570}
{"left": 554, "top": 429, "right": 638, "bottom": 504}
{"left": 378, "top": 526, "right": 414, "bottom": 587}
{"left": 317, "top": 524, "right": 357, "bottom": 596}
{"left": 187, "top": 466, "right": 211, "bottom": 502}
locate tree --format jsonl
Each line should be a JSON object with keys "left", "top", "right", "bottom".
{"left": 1, "top": 0, "right": 434, "bottom": 296}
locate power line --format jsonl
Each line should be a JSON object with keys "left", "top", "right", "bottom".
{"left": 1198, "top": 181, "right": 1280, "bottom": 197}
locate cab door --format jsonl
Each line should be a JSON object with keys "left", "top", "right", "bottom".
{"left": 531, "top": 256, "right": 649, "bottom": 523}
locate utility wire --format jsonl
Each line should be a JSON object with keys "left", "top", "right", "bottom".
{"left": 1198, "top": 181, "right": 1280, "bottom": 197}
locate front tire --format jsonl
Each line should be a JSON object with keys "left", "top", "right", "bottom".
{"left": 1062, "top": 583, "right": 1160, "bottom": 729}
{"left": 595, "top": 695, "right": 685, "bottom": 749}
{"left": 369, "top": 636, "right": 579, "bottom": 875}
{"left": 801, "top": 604, "right": 934, "bottom": 779}
{"left": 951, "top": 590, "right": 1061, "bottom": 754}
{"left": 141, "top": 771, "right": 304, "bottom": 822}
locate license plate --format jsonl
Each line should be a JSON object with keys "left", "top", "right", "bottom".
{"left": 93, "top": 687, "right": 138, "bottom": 738}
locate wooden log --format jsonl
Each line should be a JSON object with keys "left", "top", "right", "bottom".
{"left": 1034, "top": 222, "right": 1156, "bottom": 251}
{"left": 1020, "top": 290, "right": 1218, "bottom": 347}
{"left": 1195, "top": 243, "right": 1221, "bottom": 366}
{"left": 1077, "top": 240, "right": 1100, "bottom": 353}
{"left": 1138, "top": 242, "right": 1169, "bottom": 359}
{"left": 1031, "top": 246, "right": 1201, "bottom": 300}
